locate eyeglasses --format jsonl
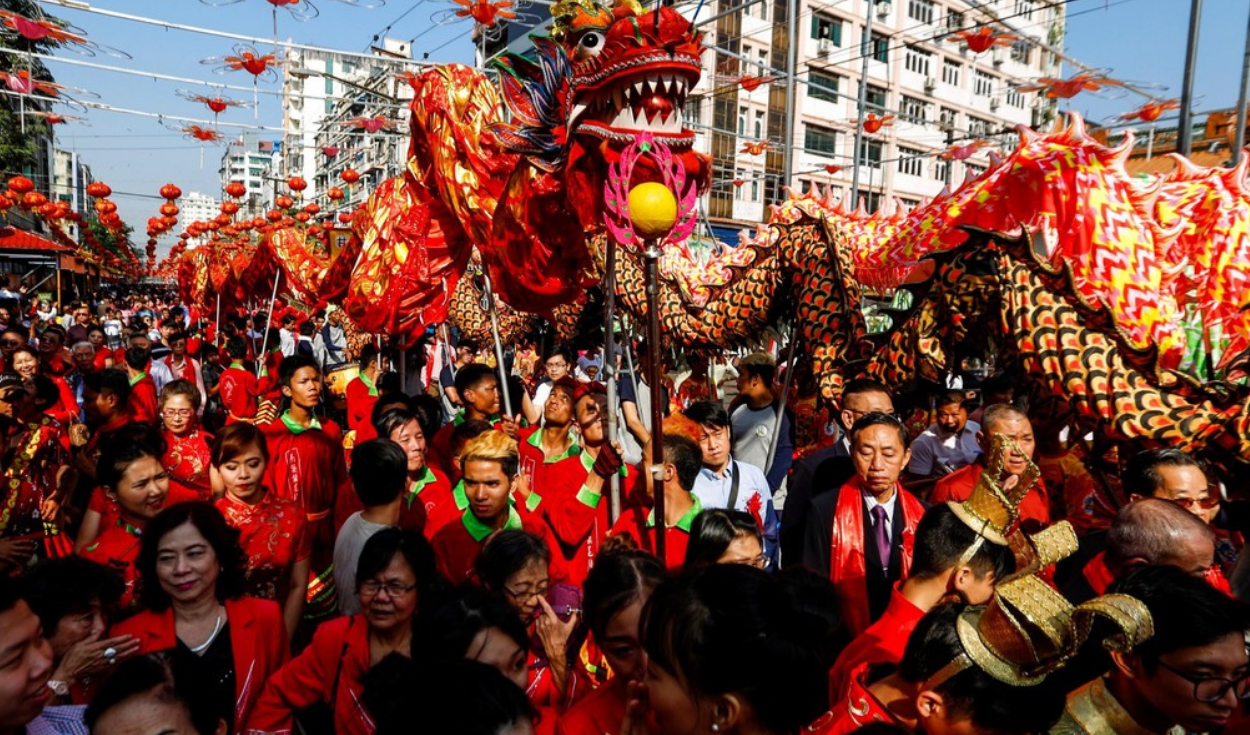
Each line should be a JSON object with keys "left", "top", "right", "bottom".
{"left": 357, "top": 580, "right": 416, "bottom": 598}
{"left": 1156, "top": 659, "right": 1250, "bottom": 703}
{"left": 0, "top": 340, "right": 19, "bottom": 347}
{"left": 162, "top": 408, "right": 194, "bottom": 418}
{"left": 1169, "top": 496, "right": 1221, "bottom": 511}
{"left": 503, "top": 582, "right": 549, "bottom": 602}
{"left": 545, "top": 361, "right": 567, "bottom": 370}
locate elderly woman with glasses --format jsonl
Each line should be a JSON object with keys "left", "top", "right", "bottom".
{"left": 160, "top": 379, "right": 214, "bottom": 501}
{"left": 247, "top": 528, "right": 441, "bottom": 735}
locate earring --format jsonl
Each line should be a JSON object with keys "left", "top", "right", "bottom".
{"left": 711, "top": 726, "right": 720, "bottom": 733}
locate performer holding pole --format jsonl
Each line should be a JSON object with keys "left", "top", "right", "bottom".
{"left": 603, "top": 235, "right": 622, "bottom": 521}
{"left": 479, "top": 265, "right": 514, "bottom": 418}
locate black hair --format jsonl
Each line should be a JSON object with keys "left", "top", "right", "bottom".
{"left": 980, "top": 371, "right": 1014, "bottom": 398}
{"left": 642, "top": 564, "right": 830, "bottom": 732}
{"left": 1123, "top": 448, "right": 1208, "bottom": 498}
{"left": 683, "top": 400, "right": 731, "bottom": 430}
{"left": 30, "top": 374, "right": 58, "bottom": 407}
{"left": 849, "top": 412, "right": 910, "bottom": 450}
{"left": 25, "top": 557, "right": 125, "bottom": 635}
{"left": 739, "top": 356, "right": 776, "bottom": 384}
{"left": 457, "top": 338, "right": 481, "bottom": 354}
{"left": 42, "top": 324, "right": 66, "bottom": 342}
{"left": 662, "top": 432, "right": 703, "bottom": 493}
{"left": 0, "top": 574, "right": 25, "bottom": 616}
{"left": 545, "top": 344, "right": 575, "bottom": 366}
{"left": 374, "top": 407, "right": 419, "bottom": 446}
{"left": 363, "top": 655, "right": 536, "bottom": 735}
{"left": 278, "top": 353, "right": 319, "bottom": 387}
{"left": 124, "top": 345, "right": 151, "bottom": 371}
{"left": 474, "top": 530, "right": 551, "bottom": 593}
{"left": 909, "top": 504, "right": 1015, "bottom": 581}
{"left": 135, "top": 502, "right": 248, "bottom": 612}
{"left": 683, "top": 509, "right": 763, "bottom": 570}
{"left": 85, "top": 655, "right": 222, "bottom": 735}
{"left": 298, "top": 320, "right": 315, "bottom": 337}
{"left": 773, "top": 566, "right": 851, "bottom": 669}
{"left": 378, "top": 372, "right": 402, "bottom": 395}
{"left": 359, "top": 344, "right": 380, "bottom": 371}
{"left": 350, "top": 439, "right": 409, "bottom": 507}
{"left": 583, "top": 547, "right": 669, "bottom": 641}
{"left": 354, "top": 528, "right": 442, "bottom": 601}
{"left": 841, "top": 378, "right": 891, "bottom": 403}
{"left": 411, "top": 585, "right": 528, "bottom": 664}
{"left": 225, "top": 335, "right": 248, "bottom": 360}
{"left": 454, "top": 363, "right": 496, "bottom": 398}
{"left": 408, "top": 394, "right": 444, "bottom": 440}
{"left": 451, "top": 418, "right": 493, "bottom": 454}
{"left": 1110, "top": 565, "right": 1250, "bottom": 670}
{"left": 83, "top": 367, "right": 132, "bottom": 405}
{"left": 935, "top": 389, "right": 968, "bottom": 410}
{"left": 280, "top": 314, "right": 296, "bottom": 326}
{"left": 898, "top": 603, "right": 1066, "bottom": 733}
{"left": 97, "top": 424, "right": 166, "bottom": 490}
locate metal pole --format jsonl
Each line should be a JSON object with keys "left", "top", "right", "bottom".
{"left": 214, "top": 291, "right": 222, "bottom": 349}
{"left": 1176, "top": 0, "right": 1203, "bottom": 156}
{"left": 1234, "top": 2, "right": 1250, "bottom": 164}
{"left": 603, "top": 238, "right": 622, "bottom": 522}
{"left": 765, "top": 327, "right": 800, "bottom": 472}
{"left": 781, "top": 0, "right": 798, "bottom": 190}
{"left": 850, "top": 0, "right": 876, "bottom": 204}
{"left": 257, "top": 269, "right": 281, "bottom": 379}
{"left": 479, "top": 268, "right": 514, "bottom": 418}
{"left": 644, "top": 239, "right": 666, "bottom": 562}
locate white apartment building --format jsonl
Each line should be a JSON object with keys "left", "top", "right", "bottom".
{"left": 178, "top": 192, "right": 220, "bottom": 246}
{"left": 50, "top": 148, "right": 91, "bottom": 242}
{"left": 218, "top": 139, "right": 277, "bottom": 217}
{"left": 682, "top": 0, "right": 1063, "bottom": 232}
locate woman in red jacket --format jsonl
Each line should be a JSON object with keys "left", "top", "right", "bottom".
{"left": 246, "top": 528, "right": 440, "bottom": 735}
{"left": 160, "top": 379, "right": 214, "bottom": 500}
{"left": 556, "top": 548, "right": 669, "bottom": 735}
{"left": 11, "top": 346, "right": 77, "bottom": 424}
{"left": 111, "top": 501, "right": 290, "bottom": 733}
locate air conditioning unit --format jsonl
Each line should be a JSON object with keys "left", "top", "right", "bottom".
{"left": 989, "top": 96, "right": 1001, "bottom": 111}
{"left": 992, "top": 47, "right": 1005, "bottom": 66}
{"left": 818, "top": 38, "right": 834, "bottom": 55}
{"left": 875, "top": 0, "right": 892, "bottom": 17}
{"left": 924, "top": 76, "right": 937, "bottom": 92}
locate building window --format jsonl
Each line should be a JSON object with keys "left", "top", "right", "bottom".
{"left": 973, "top": 70, "right": 995, "bottom": 97}
{"left": 738, "top": 105, "right": 748, "bottom": 136}
{"left": 861, "top": 83, "right": 888, "bottom": 112}
{"left": 904, "top": 47, "right": 931, "bottom": 76}
{"left": 805, "top": 124, "right": 839, "bottom": 158}
{"left": 906, "top": 0, "right": 935, "bottom": 24}
{"left": 898, "top": 146, "right": 925, "bottom": 176}
{"left": 968, "top": 116, "right": 993, "bottom": 136}
{"left": 754, "top": 110, "right": 766, "bottom": 138}
{"left": 946, "top": 10, "right": 964, "bottom": 30}
{"left": 757, "top": 48, "right": 769, "bottom": 75}
{"left": 901, "top": 95, "right": 930, "bottom": 123}
{"left": 808, "top": 70, "right": 842, "bottom": 103}
{"left": 734, "top": 169, "right": 746, "bottom": 200}
{"left": 684, "top": 97, "right": 702, "bottom": 125}
{"left": 751, "top": 178, "right": 761, "bottom": 201}
{"left": 1014, "top": 0, "right": 1033, "bottom": 20}
{"left": 933, "top": 158, "right": 949, "bottom": 181}
{"left": 858, "top": 139, "right": 883, "bottom": 168}
{"left": 966, "top": 163, "right": 986, "bottom": 178}
{"left": 871, "top": 33, "right": 889, "bottom": 63}
{"left": 899, "top": 197, "right": 922, "bottom": 209}
{"left": 745, "top": 0, "right": 767, "bottom": 20}
{"left": 939, "top": 106, "right": 958, "bottom": 129}
{"left": 942, "top": 59, "right": 961, "bottom": 86}
{"left": 1006, "top": 87, "right": 1027, "bottom": 108}
{"left": 1009, "top": 39, "right": 1031, "bottom": 64}
{"left": 812, "top": 14, "right": 843, "bottom": 45}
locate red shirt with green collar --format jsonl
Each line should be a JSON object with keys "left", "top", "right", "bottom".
{"left": 127, "top": 371, "right": 158, "bottom": 424}
{"left": 218, "top": 362, "right": 260, "bottom": 423}
{"left": 427, "top": 411, "right": 503, "bottom": 478}
{"left": 608, "top": 494, "right": 703, "bottom": 572}
{"left": 431, "top": 502, "right": 562, "bottom": 585}
{"left": 344, "top": 373, "right": 379, "bottom": 439}
{"left": 544, "top": 450, "right": 637, "bottom": 586}
{"left": 401, "top": 466, "right": 459, "bottom": 540}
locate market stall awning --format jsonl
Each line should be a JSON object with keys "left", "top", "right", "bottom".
{"left": 0, "top": 226, "right": 73, "bottom": 253}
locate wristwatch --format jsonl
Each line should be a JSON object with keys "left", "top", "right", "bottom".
{"left": 47, "top": 679, "right": 70, "bottom": 697}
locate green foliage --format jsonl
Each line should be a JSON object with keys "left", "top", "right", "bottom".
{"left": 0, "top": 0, "right": 63, "bottom": 177}
{"left": 85, "top": 216, "right": 138, "bottom": 261}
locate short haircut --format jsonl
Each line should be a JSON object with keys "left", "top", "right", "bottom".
{"left": 909, "top": 504, "right": 1015, "bottom": 581}
{"left": 898, "top": 603, "right": 1066, "bottom": 733}
{"left": 980, "top": 371, "right": 1014, "bottom": 397}
{"left": 450, "top": 418, "right": 493, "bottom": 456}
{"left": 683, "top": 400, "right": 731, "bottom": 430}
{"left": 25, "top": 556, "right": 125, "bottom": 635}
{"left": 374, "top": 407, "right": 419, "bottom": 445}
{"left": 935, "top": 389, "right": 967, "bottom": 410}
{"left": 278, "top": 353, "right": 319, "bottom": 386}
{"left": 460, "top": 430, "right": 518, "bottom": 478}
{"left": 583, "top": 547, "right": 669, "bottom": 640}
{"left": 408, "top": 394, "right": 444, "bottom": 440}
{"left": 359, "top": 344, "right": 380, "bottom": 371}
{"left": 662, "top": 432, "right": 703, "bottom": 493}
{"left": 475, "top": 529, "right": 552, "bottom": 592}
{"left": 158, "top": 378, "right": 201, "bottom": 411}
{"left": 411, "top": 585, "right": 528, "bottom": 663}
{"left": 684, "top": 509, "right": 763, "bottom": 570}
{"left": 225, "top": 335, "right": 248, "bottom": 359}
{"left": 842, "top": 378, "right": 891, "bottom": 403}
{"left": 457, "top": 338, "right": 481, "bottom": 353}
{"left": 849, "top": 412, "right": 910, "bottom": 450}
{"left": 42, "top": 324, "right": 66, "bottom": 342}
{"left": 84, "top": 367, "right": 132, "bottom": 405}
{"left": 210, "top": 422, "right": 269, "bottom": 467}
{"left": 363, "top": 657, "right": 535, "bottom": 735}
{"left": 1105, "top": 497, "right": 1214, "bottom": 572}
{"left": 166, "top": 330, "right": 189, "bottom": 344}
{"left": 350, "top": 439, "right": 409, "bottom": 507}
{"left": 740, "top": 351, "right": 776, "bottom": 384}
{"left": 84, "top": 655, "right": 221, "bottom": 735}
{"left": 980, "top": 403, "right": 1029, "bottom": 433}
{"left": 97, "top": 424, "right": 166, "bottom": 490}
{"left": 280, "top": 314, "right": 296, "bottom": 326}
{"left": 1123, "top": 448, "right": 1208, "bottom": 498}
{"left": 1110, "top": 565, "right": 1250, "bottom": 670}
{"left": 354, "top": 528, "right": 441, "bottom": 599}
{"left": 454, "top": 363, "right": 495, "bottom": 397}
{"left": 545, "top": 344, "right": 575, "bottom": 365}
{"left": 298, "top": 320, "right": 315, "bottom": 337}
{"left": 124, "top": 345, "right": 151, "bottom": 371}
{"left": 160, "top": 317, "right": 182, "bottom": 331}
{"left": 136, "top": 502, "right": 248, "bottom": 612}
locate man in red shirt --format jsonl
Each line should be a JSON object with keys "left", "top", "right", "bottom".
{"left": 430, "top": 430, "right": 559, "bottom": 585}
{"left": 517, "top": 377, "right": 581, "bottom": 514}
{"left": 218, "top": 336, "right": 260, "bottom": 423}
{"left": 258, "top": 354, "right": 349, "bottom": 620}
{"left": 372, "top": 407, "right": 455, "bottom": 538}
{"left": 930, "top": 403, "right": 1050, "bottom": 530}
{"left": 608, "top": 429, "right": 703, "bottom": 571}
{"left": 428, "top": 364, "right": 516, "bottom": 475}
{"left": 122, "top": 345, "right": 158, "bottom": 424}
{"left": 344, "top": 344, "right": 386, "bottom": 440}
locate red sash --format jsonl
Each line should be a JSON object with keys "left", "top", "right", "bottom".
{"left": 1084, "top": 551, "right": 1232, "bottom": 596}
{"left": 830, "top": 480, "right": 923, "bottom": 635}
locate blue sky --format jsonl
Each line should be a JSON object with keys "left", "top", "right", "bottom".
{"left": 31, "top": 0, "right": 1248, "bottom": 241}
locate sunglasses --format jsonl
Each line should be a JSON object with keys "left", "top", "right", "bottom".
{"left": 1169, "top": 496, "right": 1220, "bottom": 511}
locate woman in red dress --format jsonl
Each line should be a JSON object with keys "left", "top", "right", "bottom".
{"left": 11, "top": 347, "right": 77, "bottom": 425}
{"left": 211, "top": 422, "right": 310, "bottom": 641}
{"left": 556, "top": 548, "right": 669, "bottom": 735}
{"left": 160, "top": 379, "right": 214, "bottom": 500}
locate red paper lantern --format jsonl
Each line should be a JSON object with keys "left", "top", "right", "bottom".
{"left": 303, "top": 202, "right": 320, "bottom": 215}
{"left": 159, "top": 184, "right": 182, "bottom": 200}
{"left": 94, "top": 199, "right": 116, "bottom": 215}
{"left": 287, "top": 176, "right": 307, "bottom": 192}
{"left": 159, "top": 203, "right": 180, "bottom": 217}
{"left": 22, "top": 192, "right": 47, "bottom": 209}
{"left": 225, "top": 181, "right": 247, "bottom": 199}
{"left": 86, "top": 181, "right": 111, "bottom": 198}
{"left": 266, "top": 210, "right": 282, "bottom": 222}
{"left": 337, "top": 212, "right": 352, "bottom": 224}
{"left": 0, "top": 197, "right": 14, "bottom": 212}
{"left": 326, "top": 187, "right": 344, "bottom": 201}
{"left": 38, "top": 202, "right": 58, "bottom": 218}
{"left": 275, "top": 195, "right": 294, "bottom": 210}
{"left": 8, "top": 177, "right": 34, "bottom": 195}
{"left": 221, "top": 201, "right": 239, "bottom": 215}
{"left": 340, "top": 169, "right": 360, "bottom": 185}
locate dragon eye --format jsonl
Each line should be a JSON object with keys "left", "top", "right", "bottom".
{"left": 577, "top": 31, "right": 605, "bottom": 59}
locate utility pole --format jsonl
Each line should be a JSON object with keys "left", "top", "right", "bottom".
{"left": 1234, "top": 2, "right": 1250, "bottom": 164}
{"left": 850, "top": 0, "right": 876, "bottom": 205}
{"left": 1177, "top": 0, "right": 1203, "bottom": 156}
{"left": 781, "top": 0, "right": 798, "bottom": 189}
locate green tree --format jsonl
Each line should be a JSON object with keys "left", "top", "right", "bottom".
{"left": 0, "top": 0, "right": 63, "bottom": 178}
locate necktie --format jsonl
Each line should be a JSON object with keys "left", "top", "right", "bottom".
{"left": 871, "top": 505, "right": 891, "bottom": 571}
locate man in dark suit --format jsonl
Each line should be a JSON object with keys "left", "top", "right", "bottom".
{"left": 781, "top": 379, "right": 894, "bottom": 567}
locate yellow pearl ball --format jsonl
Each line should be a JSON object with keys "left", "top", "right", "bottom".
{"left": 628, "top": 182, "right": 678, "bottom": 240}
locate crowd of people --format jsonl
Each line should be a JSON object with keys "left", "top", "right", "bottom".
{"left": 1, "top": 288, "right": 1249, "bottom": 735}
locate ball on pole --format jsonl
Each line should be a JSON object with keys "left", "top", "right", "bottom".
{"left": 628, "top": 182, "right": 678, "bottom": 240}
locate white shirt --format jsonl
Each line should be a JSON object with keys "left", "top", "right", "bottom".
{"left": 693, "top": 459, "right": 771, "bottom": 512}
{"left": 907, "top": 420, "right": 981, "bottom": 477}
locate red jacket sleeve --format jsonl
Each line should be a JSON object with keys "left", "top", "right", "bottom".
{"left": 245, "top": 616, "right": 352, "bottom": 734}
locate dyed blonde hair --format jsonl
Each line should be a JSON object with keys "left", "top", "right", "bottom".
{"left": 460, "top": 429, "right": 519, "bottom": 477}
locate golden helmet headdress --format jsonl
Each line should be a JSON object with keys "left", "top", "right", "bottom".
{"left": 948, "top": 433, "right": 1042, "bottom": 567}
